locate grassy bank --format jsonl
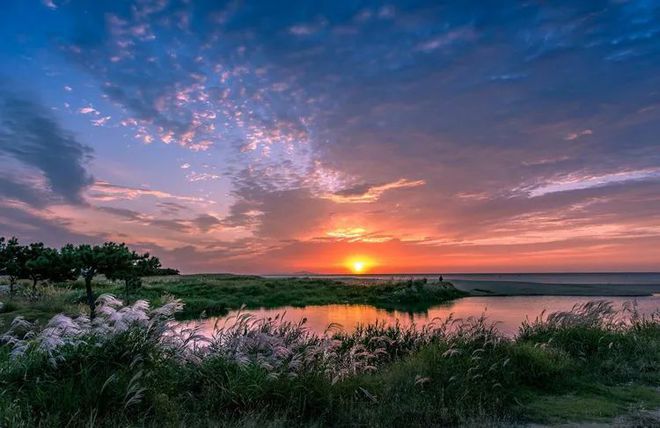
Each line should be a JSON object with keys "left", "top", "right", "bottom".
{"left": 0, "top": 274, "right": 467, "bottom": 322}
{"left": 0, "top": 299, "right": 658, "bottom": 427}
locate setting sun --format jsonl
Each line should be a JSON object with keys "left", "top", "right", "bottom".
{"left": 352, "top": 261, "right": 365, "bottom": 273}
{"left": 346, "top": 256, "right": 374, "bottom": 274}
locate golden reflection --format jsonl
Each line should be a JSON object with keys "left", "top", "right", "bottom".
{"left": 184, "top": 296, "right": 660, "bottom": 340}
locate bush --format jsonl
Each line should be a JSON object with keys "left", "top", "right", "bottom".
{"left": 0, "top": 301, "right": 18, "bottom": 314}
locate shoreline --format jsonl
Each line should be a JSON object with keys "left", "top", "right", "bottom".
{"left": 448, "top": 279, "right": 660, "bottom": 297}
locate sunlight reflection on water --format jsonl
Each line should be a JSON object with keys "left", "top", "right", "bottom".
{"left": 184, "top": 295, "right": 660, "bottom": 338}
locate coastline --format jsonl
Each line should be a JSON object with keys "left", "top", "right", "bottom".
{"left": 449, "top": 279, "right": 660, "bottom": 296}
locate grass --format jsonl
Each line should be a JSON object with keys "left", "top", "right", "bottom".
{"left": 0, "top": 298, "right": 658, "bottom": 427}
{"left": 0, "top": 274, "right": 467, "bottom": 322}
{"left": 0, "top": 283, "right": 84, "bottom": 327}
{"left": 523, "top": 384, "right": 660, "bottom": 423}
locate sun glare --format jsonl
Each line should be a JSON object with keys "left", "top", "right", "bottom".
{"left": 352, "top": 261, "right": 365, "bottom": 273}
{"left": 346, "top": 257, "right": 373, "bottom": 274}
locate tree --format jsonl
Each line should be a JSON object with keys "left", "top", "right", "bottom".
{"left": 54, "top": 244, "right": 82, "bottom": 283}
{"left": 153, "top": 267, "right": 179, "bottom": 276}
{"left": 135, "top": 254, "right": 161, "bottom": 277}
{"left": 105, "top": 250, "right": 161, "bottom": 303}
{"left": 0, "top": 237, "right": 26, "bottom": 297}
{"left": 129, "top": 254, "right": 161, "bottom": 300}
{"left": 2, "top": 238, "right": 170, "bottom": 315}
{"left": 74, "top": 242, "right": 146, "bottom": 318}
{"left": 100, "top": 245, "right": 134, "bottom": 302}
{"left": 23, "top": 243, "right": 60, "bottom": 293}
{"left": 74, "top": 244, "right": 109, "bottom": 319}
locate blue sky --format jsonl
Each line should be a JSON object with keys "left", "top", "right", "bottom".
{"left": 1, "top": 0, "right": 659, "bottom": 273}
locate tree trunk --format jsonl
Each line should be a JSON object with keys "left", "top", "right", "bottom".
{"left": 85, "top": 275, "right": 96, "bottom": 319}
{"left": 32, "top": 277, "right": 37, "bottom": 293}
{"left": 124, "top": 278, "right": 130, "bottom": 304}
{"left": 9, "top": 278, "right": 15, "bottom": 299}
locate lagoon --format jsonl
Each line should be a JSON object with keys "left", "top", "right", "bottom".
{"left": 189, "top": 294, "right": 660, "bottom": 338}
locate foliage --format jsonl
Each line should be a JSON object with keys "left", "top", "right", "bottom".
{"left": 132, "top": 275, "right": 468, "bottom": 319}
{"left": 0, "top": 300, "right": 658, "bottom": 427}
{"left": 0, "top": 238, "right": 163, "bottom": 318}
{"left": 23, "top": 243, "right": 76, "bottom": 294}
{"left": 153, "top": 267, "right": 180, "bottom": 276}
{"left": 0, "top": 237, "right": 26, "bottom": 296}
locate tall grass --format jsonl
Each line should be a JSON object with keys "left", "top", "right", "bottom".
{"left": 1, "top": 298, "right": 658, "bottom": 427}
{"left": 518, "top": 300, "right": 660, "bottom": 383}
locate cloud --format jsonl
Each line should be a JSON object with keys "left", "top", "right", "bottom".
{"left": 186, "top": 172, "right": 220, "bottom": 182}
{"left": 289, "top": 24, "right": 320, "bottom": 36}
{"left": 325, "top": 227, "right": 367, "bottom": 239}
{"left": 225, "top": 174, "right": 332, "bottom": 239}
{"left": 416, "top": 27, "right": 477, "bottom": 53}
{"left": 520, "top": 168, "right": 660, "bottom": 198}
{"left": 4, "top": 1, "right": 660, "bottom": 273}
{"left": 489, "top": 73, "right": 528, "bottom": 82}
{"left": 191, "top": 214, "right": 222, "bottom": 232}
{"left": 0, "top": 175, "right": 52, "bottom": 208}
{"left": 0, "top": 90, "right": 94, "bottom": 205}
{"left": 88, "top": 181, "right": 210, "bottom": 203}
{"left": 78, "top": 106, "right": 99, "bottom": 115}
{"left": 323, "top": 179, "right": 426, "bottom": 203}
{"left": 0, "top": 202, "right": 100, "bottom": 246}
{"left": 255, "top": 189, "right": 329, "bottom": 239}
{"left": 91, "top": 116, "right": 111, "bottom": 127}
{"left": 95, "top": 206, "right": 143, "bottom": 221}
{"left": 564, "top": 129, "right": 593, "bottom": 141}
{"left": 156, "top": 201, "right": 189, "bottom": 215}
{"left": 96, "top": 205, "right": 221, "bottom": 233}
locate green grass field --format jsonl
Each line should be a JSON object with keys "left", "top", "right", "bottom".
{"left": 1, "top": 276, "right": 659, "bottom": 426}
{"left": 1, "top": 274, "right": 467, "bottom": 323}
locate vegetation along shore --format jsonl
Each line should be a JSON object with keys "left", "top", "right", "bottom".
{"left": 1, "top": 297, "right": 659, "bottom": 426}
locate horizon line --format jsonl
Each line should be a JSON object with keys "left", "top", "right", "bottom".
{"left": 186, "top": 271, "right": 660, "bottom": 276}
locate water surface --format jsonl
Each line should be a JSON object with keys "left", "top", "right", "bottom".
{"left": 190, "top": 295, "right": 660, "bottom": 338}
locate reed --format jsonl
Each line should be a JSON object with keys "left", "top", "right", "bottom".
{"left": 1, "top": 298, "right": 659, "bottom": 426}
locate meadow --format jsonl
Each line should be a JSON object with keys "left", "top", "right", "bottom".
{"left": 0, "top": 274, "right": 467, "bottom": 324}
{"left": 0, "top": 294, "right": 659, "bottom": 427}
{"left": 0, "top": 275, "right": 659, "bottom": 426}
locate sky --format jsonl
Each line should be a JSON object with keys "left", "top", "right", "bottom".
{"left": 0, "top": 0, "right": 659, "bottom": 274}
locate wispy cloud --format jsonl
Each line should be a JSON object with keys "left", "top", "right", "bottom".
{"left": 564, "top": 129, "right": 593, "bottom": 141}
{"left": 289, "top": 19, "right": 327, "bottom": 36}
{"left": 416, "top": 27, "right": 476, "bottom": 53}
{"left": 186, "top": 172, "right": 220, "bottom": 182}
{"left": 323, "top": 179, "right": 426, "bottom": 203}
{"left": 88, "top": 181, "right": 211, "bottom": 203}
{"left": 521, "top": 168, "right": 660, "bottom": 197}
{"left": 78, "top": 106, "right": 100, "bottom": 115}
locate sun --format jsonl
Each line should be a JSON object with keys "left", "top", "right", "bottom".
{"left": 346, "top": 257, "right": 373, "bottom": 274}
{"left": 352, "top": 260, "right": 366, "bottom": 274}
